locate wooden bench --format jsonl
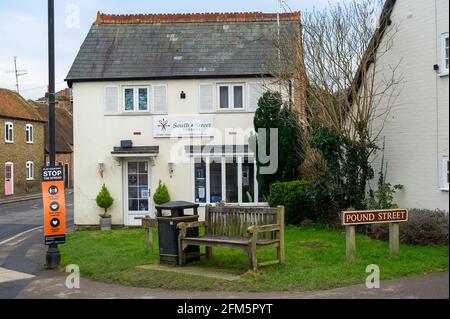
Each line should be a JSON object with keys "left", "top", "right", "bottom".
{"left": 177, "top": 205, "right": 285, "bottom": 271}
{"left": 141, "top": 217, "right": 158, "bottom": 252}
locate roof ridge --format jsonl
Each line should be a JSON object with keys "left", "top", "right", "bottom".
{"left": 95, "top": 11, "right": 301, "bottom": 25}
{"left": 0, "top": 88, "right": 45, "bottom": 122}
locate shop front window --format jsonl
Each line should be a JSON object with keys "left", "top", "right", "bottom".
{"left": 194, "top": 159, "right": 206, "bottom": 203}
{"left": 210, "top": 158, "right": 222, "bottom": 203}
{"left": 226, "top": 158, "right": 238, "bottom": 203}
{"left": 193, "top": 156, "right": 260, "bottom": 204}
{"left": 242, "top": 158, "right": 255, "bottom": 203}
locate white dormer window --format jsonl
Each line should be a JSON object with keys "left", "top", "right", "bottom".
{"left": 25, "top": 124, "right": 33, "bottom": 143}
{"left": 123, "top": 87, "right": 149, "bottom": 112}
{"left": 5, "top": 122, "right": 13, "bottom": 143}
{"left": 218, "top": 84, "right": 245, "bottom": 110}
{"left": 441, "top": 33, "right": 449, "bottom": 76}
{"left": 26, "top": 161, "right": 34, "bottom": 180}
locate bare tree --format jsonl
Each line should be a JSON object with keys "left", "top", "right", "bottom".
{"left": 269, "top": 0, "right": 404, "bottom": 214}
{"left": 273, "top": 0, "right": 402, "bottom": 144}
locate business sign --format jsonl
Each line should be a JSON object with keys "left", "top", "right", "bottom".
{"left": 153, "top": 115, "right": 214, "bottom": 137}
{"left": 42, "top": 166, "right": 66, "bottom": 245}
{"left": 342, "top": 209, "right": 408, "bottom": 226}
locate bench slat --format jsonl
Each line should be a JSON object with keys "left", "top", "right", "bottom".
{"left": 184, "top": 236, "right": 279, "bottom": 246}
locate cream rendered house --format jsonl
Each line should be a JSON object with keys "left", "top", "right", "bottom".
{"left": 66, "top": 12, "right": 302, "bottom": 227}
{"left": 369, "top": 0, "right": 449, "bottom": 211}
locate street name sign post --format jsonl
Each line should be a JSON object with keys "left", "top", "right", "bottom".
{"left": 42, "top": 166, "right": 66, "bottom": 267}
{"left": 342, "top": 209, "right": 408, "bottom": 263}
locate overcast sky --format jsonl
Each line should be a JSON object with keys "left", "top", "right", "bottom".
{"left": 0, "top": 0, "right": 348, "bottom": 100}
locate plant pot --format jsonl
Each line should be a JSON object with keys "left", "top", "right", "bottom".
{"left": 99, "top": 216, "right": 112, "bottom": 231}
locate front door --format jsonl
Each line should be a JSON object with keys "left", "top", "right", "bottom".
{"left": 125, "top": 160, "right": 151, "bottom": 226}
{"left": 5, "top": 163, "right": 14, "bottom": 196}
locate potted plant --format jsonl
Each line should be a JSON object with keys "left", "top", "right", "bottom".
{"left": 96, "top": 184, "right": 114, "bottom": 230}
{"left": 153, "top": 180, "right": 171, "bottom": 205}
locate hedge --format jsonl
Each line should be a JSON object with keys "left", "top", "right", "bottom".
{"left": 268, "top": 180, "right": 316, "bottom": 225}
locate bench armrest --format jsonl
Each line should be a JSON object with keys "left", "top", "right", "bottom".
{"left": 248, "top": 223, "right": 281, "bottom": 234}
{"left": 177, "top": 221, "right": 208, "bottom": 231}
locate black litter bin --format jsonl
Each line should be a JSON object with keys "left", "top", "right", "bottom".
{"left": 156, "top": 201, "right": 200, "bottom": 265}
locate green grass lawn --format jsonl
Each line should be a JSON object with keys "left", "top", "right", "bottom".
{"left": 60, "top": 226, "right": 449, "bottom": 292}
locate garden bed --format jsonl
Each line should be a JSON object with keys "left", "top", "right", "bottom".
{"left": 60, "top": 226, "right": 448, "bottom": 292}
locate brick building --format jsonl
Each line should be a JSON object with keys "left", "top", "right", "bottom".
{"left": 30, "top": 101, "right": 74, "bottom": 189}
{"left": 0, "top": 88, "right": 46, "bottom": 199}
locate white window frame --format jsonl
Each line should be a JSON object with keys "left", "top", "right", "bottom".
{"left": 441, "top": 33, "right": 449, "bottom": 76}
{"left": 122, "top": 86, "right": 150, "bottom": 113}
{"left": 25, "top": 124, "right": 33, "bottom": 144}
{"left": 442, "top": 156, "right": 449, "bottom": 191}
{"left": 217, "top": 83, "right": 246, "bottom": 111}
{"left": 191, "top": 155, "right": 262, "bottom": 205}
{"left": 26, "top": 161, "right": 34, "bottom": 181}
{"left": 5, "top": 122, "right": 13, "bottom": 143}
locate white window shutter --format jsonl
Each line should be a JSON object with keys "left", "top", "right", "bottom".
{"left": 153, "top": 85, "right": 168, "bottom": 114}
{"left": 249, "top": 82, "right": 263, "bottom": 112}
{"left": 199, "top": 84, "right": 214, "bottom": 113}
{"left": 104, "top": 86, "right": 119, "bottom": 114}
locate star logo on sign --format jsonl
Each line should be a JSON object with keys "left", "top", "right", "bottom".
{"left": 158, "top": 119, "right": 170, "bottom": 131}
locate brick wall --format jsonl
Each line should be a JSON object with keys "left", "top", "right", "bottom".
{"left": 0, "top": 118, "right": 45, "bottom": 199}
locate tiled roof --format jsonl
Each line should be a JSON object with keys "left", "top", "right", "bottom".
{"left": 29, "top": 101, "right": 73, "bottom": 154}
{"left": 66, "top": 11, "right": 300, "bottom": 83}
{"left": 0, "top": 88, "right": 46, "bottom": 122}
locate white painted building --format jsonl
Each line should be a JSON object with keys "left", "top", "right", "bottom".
{"left": 66, "top": 12, "right": 302, "bottom": 226}
{"left": 369, "top": 0, "right": 449, "bottom": 211}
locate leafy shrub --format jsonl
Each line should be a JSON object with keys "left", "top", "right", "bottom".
{"left": 253, "top": 91, "right": 305, "bottom": 197}
{"left": 96, "top": 184, "right": 114, "bottom": 217}
{"left": 153, "top": 180, "right": 171, "bottom": 205}
{"left": 268, "top": 180, "right": 316, "bottom": 224}
{"left": 370, "top": 209, "right": 449, "bottom": 246}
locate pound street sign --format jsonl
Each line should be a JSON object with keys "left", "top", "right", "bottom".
{"left": 342, "top": 209, "right": 408, "bottom": 226}
{"left": 342, "top": 209, "right": 408, "bottom": 263}
{"left": 42, "top": 166, "right": 66, "bottom": 245}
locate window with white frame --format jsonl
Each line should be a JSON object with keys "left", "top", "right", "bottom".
{"left": 443, "top": 156, "right": 449, "bottom": 191}
{"left": 218, "top": 84, "right": 245, "bottom": 110}
{"left": 123, "top": 86, "right": 149, "bottom": 112}
{"left": 25, "top": 124, "right": 33, "bottom": 143}
{"left": 441, "top": 33, "right": 449, "bottom": 75}
{"left": 193, "top": 156, "right": 259, "bottom": 204}
{"left": 5, "top": 122, "right": 13, "bottom": 143}
{"left": 26, "top": 161, "right": 34, "bottom": 180}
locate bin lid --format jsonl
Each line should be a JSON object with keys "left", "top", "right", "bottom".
{"left": 155, "top": 201, "right": 199, "bottom": 210}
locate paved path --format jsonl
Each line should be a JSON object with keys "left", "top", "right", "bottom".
{"left": 14, "top": 270, "right": 449, "bottom": 299}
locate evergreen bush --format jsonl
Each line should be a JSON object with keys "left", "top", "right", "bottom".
{"left": 96, "top": 184, "right": 114, "bottom": 218}
{"left": 153, "top": 180, "right": 171, "bottom": 205}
